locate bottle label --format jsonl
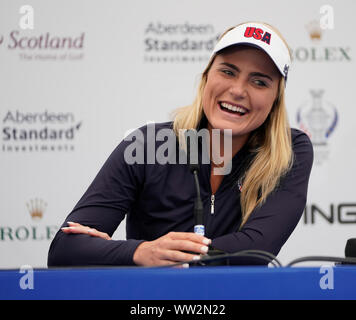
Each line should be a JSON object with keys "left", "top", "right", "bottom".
{"left": 194, "top": 225, "right": 205, "bottom": 236}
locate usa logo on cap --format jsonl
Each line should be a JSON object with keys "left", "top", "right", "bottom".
{"left": 243, "top": 27, "right": 272, "bottom": 45}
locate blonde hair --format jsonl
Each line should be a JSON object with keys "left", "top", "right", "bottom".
{"left": 171, "top": 22, "right": 293, "bottom": 228}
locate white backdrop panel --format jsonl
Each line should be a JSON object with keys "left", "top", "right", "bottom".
{"left": 0, "top": 0, "right": 355, "bottom": 268}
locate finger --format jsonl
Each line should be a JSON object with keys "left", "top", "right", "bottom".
{"left": 155, "top": 259, "right": 181, "bottom": 267}
{"left": 168, "top": 232, "right": 211, "bottom": 245}
{"left": 163, "top": 238, "right": 209, "bottom": 255}
{"left": 61, "top": 226, "right": 111, "bottom": 240}
{"left": 65, "top": 223, "right": 111, "bottom": 240}
{"left": 67, "top": 221, "right": 82, "bottom": 227}
{"left": 61, "top": 226, "right": 92, "bottom": 235}
{"left": 160, "top": 249, "right": 202, "bottom": 263}
{"left": 87, "top": 228, "right": 111, "bottom": 240}
{"left": 61, "top": 226, "right": 81, "bottom": 234}
{"left": 173, "top": 263, "right": 190, "bottom": 269}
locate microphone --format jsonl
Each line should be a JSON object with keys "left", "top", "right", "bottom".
{"left": 185, "top": 130, "right": 228, "bottom": 265}
{"left": 185, "top": 130, "right": 204, "bottom": 236}
{"left": 344, "top": 238, "right": 356, "bottom": 264}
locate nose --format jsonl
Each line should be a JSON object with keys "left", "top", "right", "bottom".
{"left": 229, "top": 78, "right": 248, "bottom": 99}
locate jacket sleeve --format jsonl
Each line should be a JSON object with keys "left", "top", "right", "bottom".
{"left": 211, "top": 130, "right": 314, "bottom": 265}
{"left": 47, "top": 131, "right": 146, "bottom": 267}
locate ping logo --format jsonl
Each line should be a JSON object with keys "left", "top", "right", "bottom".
{"left": 244, "top": 27, "right": 271, "bottom": 45}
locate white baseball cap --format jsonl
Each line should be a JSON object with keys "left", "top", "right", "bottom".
{"left": 212, "top": 22, "right": 291, "bottom": 84}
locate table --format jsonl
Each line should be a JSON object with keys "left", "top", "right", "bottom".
{"left": 1, "top": 266, "right": 356, "bottom": 300}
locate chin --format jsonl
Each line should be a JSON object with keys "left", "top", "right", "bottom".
{"left": 209, "top": 120, "right": 242, "bottom": 134}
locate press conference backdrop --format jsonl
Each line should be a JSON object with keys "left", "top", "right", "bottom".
{"left": 0, "top": 0, "right": 355, "bottom": 269}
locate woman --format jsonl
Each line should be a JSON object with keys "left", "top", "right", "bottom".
{"left": 48, "top": 22, "right": 313, "bottom": 267}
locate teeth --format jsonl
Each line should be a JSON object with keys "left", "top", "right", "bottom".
{"left": 220, "top": 102, "right": 247, "bottom": 114}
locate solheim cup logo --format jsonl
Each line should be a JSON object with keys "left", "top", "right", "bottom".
{"left": 297, "top": 90, "right": 338, "bottom": 164}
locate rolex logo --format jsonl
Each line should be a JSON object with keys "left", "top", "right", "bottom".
{"left": 306, "top": 20, "right": 322, "bottom": 41}
{"left": 26, "top": 198, "right": 47, "bottom": 220}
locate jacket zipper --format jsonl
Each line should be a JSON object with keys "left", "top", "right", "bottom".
{"left": 210, "top": 194, "right": 215, "bottom": 214}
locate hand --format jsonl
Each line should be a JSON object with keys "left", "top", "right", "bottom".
{"left": 133, "top": 231, "right": 211, "bottom": 267}
{"left": 61, "top": 223, "right": 212, "bottom": 267}
{"left": 61, "top": 221, "right": 111, "bottom": 240}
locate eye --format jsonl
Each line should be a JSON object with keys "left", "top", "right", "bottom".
{"left": 252, "top": 79, "right": 268, "bottom": 87}
{"left": 220, "top": 69, "right": 235, "bottom": 77}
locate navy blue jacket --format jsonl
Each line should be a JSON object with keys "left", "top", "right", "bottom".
{"left": 48, "top": 120, "right": 313, "bottom": 266}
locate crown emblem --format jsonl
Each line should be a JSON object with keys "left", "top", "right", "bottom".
{"left": 26, "top": 198, "right": 47, "bottom": 220}
{"left": 306, "top": 20, "right": 322, "bottom": 41}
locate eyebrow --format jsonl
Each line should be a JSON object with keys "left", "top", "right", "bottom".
{"left": 219, "top": 62, "right": 273, "bottom": 81}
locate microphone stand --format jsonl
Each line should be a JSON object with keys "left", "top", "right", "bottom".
{"left": 186, "top": 130, "right": 228, "bottom": 266}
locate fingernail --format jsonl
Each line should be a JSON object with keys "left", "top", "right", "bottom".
{"left": 201, "top": 246, "right": 209, "bottom": 253}
{"left": 192, "top": 255, "right": 200, "bottom": 261}
{"left": 203, "top": 238, "right": 211, "bottom": 245}
{"left": 67, "top": 221, "right": 75, "bottom": 224}
{"left": 61, "top": 227, "right": 69, "bottom": 231}
{"left": 182, "top": 263, "right": 189, "bottom": 268}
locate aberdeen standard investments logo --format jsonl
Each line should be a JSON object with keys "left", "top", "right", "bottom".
{"left": 143, "top": 21, "right": 219, "bottom": 63}
{"left": 1, "top": 110, "right": 82, "bottom": 153}
{"left": 296, "top": 90, "right": 338, "bottom": 165}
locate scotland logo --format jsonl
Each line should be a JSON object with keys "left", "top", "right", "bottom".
{"left": 297, "top": 90, "right": 338, "bottom": 164}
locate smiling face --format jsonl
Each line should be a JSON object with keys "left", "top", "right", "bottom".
{"left": 202, "top": 45, "right": 281, "bottom": 140}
